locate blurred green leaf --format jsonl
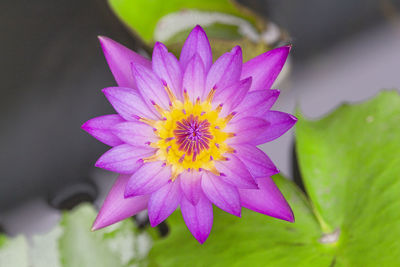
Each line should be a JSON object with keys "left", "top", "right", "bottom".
{"left": 0, "top": 235, "right": 29, "bottom": 267}
{"left": 296, "top": 90, "right": 400, "bottom": 265}
{"left": 58, "top": 205, "right": 121, "bottom": 267}
{"left": 0, "top": 204, "right": 150, "bottom": 267}
{"left": 58, "top": 204, "right": 150, "bottom": 267}
{"left": 149, "top": 174, "right": 335, "bottom": 266}
{"left": 108, "top": 0, "right": 259, "bottom": 43}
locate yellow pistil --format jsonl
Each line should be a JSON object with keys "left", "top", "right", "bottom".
{"left": 140, "top": 87, "right": 236, "bottom": 179}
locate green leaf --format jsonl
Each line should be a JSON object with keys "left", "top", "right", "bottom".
{"left": 30, "top": 226, "right": 64, "bottom": 267}
{"left": 58, "top": 204, "right": 150, "bottom": 267}
{"left": 108, "top": 0, "right": 259, "bottom": 43}
{"left": 149, "top": 174, "right": 335, "bottom": 266}
{"left": 0, "top": 235, "right": 29, "bottom": 267}
{"left": 296, "top": 90, "right": 400, "bottom": 265}
{"left": 0, "top": 203, "right": 150, "bottom": 267}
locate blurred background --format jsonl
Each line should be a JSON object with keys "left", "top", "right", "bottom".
{"left": 0, "top": 0, "right": 399, "bottom": 238}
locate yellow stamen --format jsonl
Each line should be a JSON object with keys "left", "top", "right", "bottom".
{"left": 226, "top": 132, "right": 236, "bottom": 138}
{"left": 183, "top": 89, "right": 190, "bottom": 102}
{"left": 152, "top": 101, "right": 166, "bottom": 115}
{"left": 171, "top": 170, "right": 180, "bottom": 181}
{"left": 226, "top": 146, "right": 236, "bottom": 154}
{"left": 164, "top": 85, "right": 177, "bottom": 103}
{"left": 139, "top": 117, "right": 157, "bottom": 127}
{"left": 216, "top": 104, "right": 223, "bottom": 113}
{"left": 224, "top": 112, "right": 236, "bottom": 123}
{"left": 143, "top": 154, "right": 159, "bottom": 163}
{"left": 148, "top": 142, "right": 159, "bottom": 148}
{"left": 206, "top": 88, "right": 216, "bottom": 103}
{"left": 208, "top": 166, "right": 221, "bottom": 176}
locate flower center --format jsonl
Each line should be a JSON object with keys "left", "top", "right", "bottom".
{"left": 140, "top": 86, "right": 236, "bottom": 179}
{"left": 174, "top": 115, "right": 213, "bottom": 161}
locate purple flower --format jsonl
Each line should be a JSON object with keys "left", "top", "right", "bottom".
{"left": 82, "top": 25, "right": 296, "bottom": 243}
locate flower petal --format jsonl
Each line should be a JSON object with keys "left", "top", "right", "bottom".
{"left": 98, "top": 36, "right": 151, "bottom": 88}
{"left": 112, "top": 121, "right": 158, "bottom": 147}
{"left": 182, "top": 54, "right": 206, "bottom": 102}
{"left": 148, "top": 180, "right": 181, "bottom": 227}
{"left": 180, "top": 25, "right": 212, "bottom": 72}
{"left": 180, "top": 171, "right": 203, "bottom": 205}
{"left": 262, "top": 111, "right": 297, "bottom": 142}
{"left": 234, "top": 89, "right": 280, "bottom": 120}
{"left": 241, "top": 46, "right": 290, "bottom": 91}
{"left": 233, "top": 144, "right": 279, "bottom": 178}
{"left": 125, "top": 162, "right": 171, "bottom": 197}
{"left": 132, "top": 63, "right": 170, "bottom": 110}
{"left": 95, "top": 144, "right": 154, "bottom": 174}
{"left": 180, "top": 192, "right": 213, "bottom": 244}
{"left": 152, "top": 42, "right": 183, "bottom": 100}
{"left": 214, "top": 154, "right": 257, "bottom": 189}
{"left": 212, "top": 77, "right": 252, "bottom": 117}
{"left": 239, "top": 177, "right": 294, "bottom": 222}
{"left": 202, "top": 171, "right": 241, "bottom": 216}
{"left": 225, "top": 117, "right": 270, "bottom": 145}
{"left": 81, "top": 114, "right": 124, "bottom": 146}
{"left": 206, "top": 46, "right": 242, "bottom": 92}
{"left": 92, "top": 174, "right": 149, "bottom": 230}
{"left": 103, "top": 87, "right": 158, "bottom": 120}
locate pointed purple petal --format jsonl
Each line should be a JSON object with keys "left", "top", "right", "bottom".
{"left": 98, "top": 36, "right": 151, "bottom": 88}
{"left": 202, "top": 171, "right": 241, "bottom": 216}
{"left": 234, "top": 89, "right": 280, "bottom": 120}
{"left": 212, "top": 77, "right": 252, "bottom": 117}
{"left": 180, "top": 171, "right": 203, "bottom": 205}
{"left": 132, "top": 63, "right": 170, "bottom": 110}
{"left": 241, "top": 46, "right": 290, "bottom": 91}
{"left": 182, "top": 54, "right": 206, "bottom": 102}
{"left": 103, "top": 87, "right": 158, "bottom": 120}
{"left": 225, "top": 117, "right": 270, "bottom": 145}
{"left": 180, "top": 193, "right": 213, "bottom": 244}
{"left": 206, "top": 46, "right": 242, "bottom": 92}
{"left": 125, "top": 162, "right": 171, "bottom": 197}
{"left": 233, "top": 144, "right": 279, "bottom": 178}
{"left": 92, "top": 175, "right": 149, "bottom": 230}
{"left": 112, "top": 121, "right": 158, "bottom": 147}
{"left": 261, "top": 111, "right": 297, "bottom": 142}
{"left": 214, "top": 154, "right": 257, "bottom": 189}
{"left": 81, "top": 114, "right": 124, "bottom": 146}
{"left": 239, "top": 177, "right": 294, "bottom": 222}
{"left": 95, "top": 144, "right": 155, "bottom": 174}
{"left": 180, "top": 25, "right": 212, "bottom": 72}
{"left": 148, "top": 180, "right": 181, "bottom": 227}
{"left": 152, "top": 42, "right": 183, "bottom": 100}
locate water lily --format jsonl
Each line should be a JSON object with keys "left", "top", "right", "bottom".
{"left": 82, "top": 25, "right": 296, "bottom": 243}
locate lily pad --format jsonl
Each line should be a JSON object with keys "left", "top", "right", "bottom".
{"left": 149, "top": 91, "right": 400, "bottom": 266}
{"left": 296, "top": 90, "right": 400, "bottom": 265}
